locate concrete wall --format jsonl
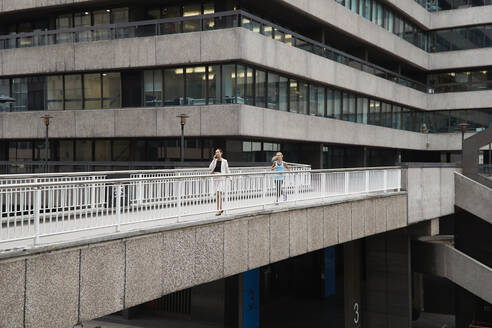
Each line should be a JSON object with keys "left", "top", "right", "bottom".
{"left": 2, "top": 27, "right": 492, "bottom": 111}
{"left": 0, "top": 0, "right": 95, "bottom": 13}
{"left": 0, "top": 104, "right": 466, "bottom": 151}
{"left": 430, "top": 5, "right": 492, "bottom": 29}
{"left": 413, "top": 240, "right": 492, "bottom": 304}
{"left": 0, "top": 193, "right": 407, "bottom": 328}
{"left": 402, "top": 165, "right": 459, "bottom": 224}
{"left": 277, "top": 0, "right": 429, "bottom": 69}
{"left": 455, "top": 173, "right": 492, "bottom": 224}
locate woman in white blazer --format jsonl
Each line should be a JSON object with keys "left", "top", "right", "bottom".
{"left": 209, "top": 148, "right": 231, "bottom": 216}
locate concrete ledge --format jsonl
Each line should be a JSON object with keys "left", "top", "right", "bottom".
{"left": 0, "top": 259, "right": 25, "bottom": 328}
{"left": 0, "top": 104, "right": 465, "bottom": 151}
{"left": 0, "top": 192, "right": 407, "bottom": 325}
{"left": 404, "top": 167, "right": 458, "bottom": 224}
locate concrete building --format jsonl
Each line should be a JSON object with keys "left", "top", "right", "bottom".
{"left": 0, "top": 0, "right": 491, "bottom": 327}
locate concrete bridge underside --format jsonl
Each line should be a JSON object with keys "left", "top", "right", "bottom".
{"left": 0, "top": 193, "right": 406, "bottom": 328}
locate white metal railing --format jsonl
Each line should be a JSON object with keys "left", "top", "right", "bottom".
{"left": 0, "top": 167, "right": 401, "bottom": 248}
{"left": 0, "top": 163, "right": 310, "bottom": 184}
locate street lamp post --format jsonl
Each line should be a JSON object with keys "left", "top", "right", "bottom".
{"left": 458, "top": 122, "right": 469, "bottom": 166}
{"left": 176, "top": 114, "right": 189, "bottom": 163}
{"left": 41, "top": 115, "right": 53, "bottom": 173}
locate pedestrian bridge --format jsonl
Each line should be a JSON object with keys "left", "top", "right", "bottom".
{"left": 0, "top": 165, "right": 414, "bottom": 328}
{"left": 0, "top": 165, "right": 400, "bottom": 251}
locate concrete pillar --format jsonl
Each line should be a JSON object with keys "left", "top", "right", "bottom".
{"left": 364, "top": 230, "right": 411, "bottom": 328}
{"left": 344, "top": 240, "right": 362, "bottom": 328}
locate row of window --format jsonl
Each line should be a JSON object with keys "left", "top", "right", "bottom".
{"left": 428, "top": 68, "right": 492, "bottom": 92}
{"left": 0, "top": 63, "right": 490, "bottom": 132}
{"left": 4, "top": 138, "right": 280, "bottom": 164}
{"left": 334, "top": 0, "right": 492, "bottom": 53}
{"left": 2, "top": 137, "right": 404, "bottom": 174}
{"left": 415, "top": 0, "right": 492, "bottom": 11}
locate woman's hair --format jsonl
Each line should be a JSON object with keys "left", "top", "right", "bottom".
{"left": 271, "top": 152, "right": 283, "bottom": 162}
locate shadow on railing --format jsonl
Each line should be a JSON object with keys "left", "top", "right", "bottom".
{"left": 0, "top": 10, "right": 427, "bottom": 92}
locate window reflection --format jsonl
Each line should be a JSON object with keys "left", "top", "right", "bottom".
{"left": 164, "top": 68, "right": 184, "bottom": 106}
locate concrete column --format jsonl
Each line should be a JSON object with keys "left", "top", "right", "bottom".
{"left": 364, "top": 230, "right": 411, "bottom": 328}
{"left": 344, "top": 240, "right": 362, "bottom": 328}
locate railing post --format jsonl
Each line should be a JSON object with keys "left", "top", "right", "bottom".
{"left": 115, "top": 184, "right": 122, "bottom": 232}
{"left": 34, "top": 188, "right": 41, "bottom": 245}
{"left": 397, "top": 169, "right": 401, "bottom": 192}
{"left": 365, "top": 170, "right": 370, "bottom": 193}
{"left": 262, "top": 173, "right": 267, "bottom": 209}
{"left": 294, "top": 173, "right": 299, "bottom": 202}
{"left": 321, "top": 173, "right": 326, "bottom": 196}
{"left": 91, "top": 176, "right": 96, "bottom": 208}
{"left": 344, "top": 172, "right": 349, "bottom": 194}
{"left": 383, "top": 170, "right": 388, "bottom": 192}
{"left": 177, "top": 180, "right": 182, "bottom": 221}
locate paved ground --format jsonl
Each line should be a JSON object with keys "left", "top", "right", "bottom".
{"left": 413, "top": 312, "right": 456, "bottom": 328}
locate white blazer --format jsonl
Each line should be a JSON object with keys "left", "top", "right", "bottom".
{"left": 209, "top": 158, "right": 231, "bottom": 174}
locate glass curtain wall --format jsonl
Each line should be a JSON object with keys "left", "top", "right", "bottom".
{"left": 1, "top": 62, "right": 491, "bottom": 132}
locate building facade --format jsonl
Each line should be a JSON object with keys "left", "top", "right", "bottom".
{"left": 0, "top": 0, "right": 491, "bottom": 327}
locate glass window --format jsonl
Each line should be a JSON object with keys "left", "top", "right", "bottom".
{"left": 279, "top": 76, "right": 288, "bottom": 111}
{"left": 298, "top": 82, "right": 308, "bottom": 115}
{"left": 64, "top": 74, "right": 83, "bottom": 110}
{"left": 203, "top": 2, "right": 215, "bottom": 14}
{"left": 255, "top": 69, "right": 266, "bottom": 107}
{"left": 11, "top": 78, "right": 28, "bottom": 112}
{"left": 164, "top": 68, "right": 184, "bottom": 106}
{"left": 381, "top": 102, "right": 392, "bottom": 127}
{"left": 83, "top": 73, "right": 102, "bottom": 109}
{"left": 236, "top": 65, "right": 246, "bottom": 104}
{"left": 74, "top": 11, "right": 92, "bottom": 42}
{"left": 0, "top": 79, "right": 10, "bottom": 112}
{"left": 112, "top": 140, "right": 131, "bottom": 161}
{"left": 401, "top": 107, "right": 413, "bottom": 131}
{"left": 343, "top": 92, "right": 356, "bottom": 122}
{"left": 267, "top": 72, "right": 279, "bottom": 110}
{"left": 59, "top": 140, "right": 74, "bottom": 162}
{"left": 289, "top": 79, "right": 298, "bottom": 113}
{"left": 369, "top": 99, "right": 380, "bottom": 125}
{"left": 27, "top": 77, "right": 46, "bottom": 111}
{"left": 392, "top": 105, "right": 402, "bottom": 129}
{"left": 46, "top": 75, "right": 63, "bottom": 110}
{"left": 376, "top": 3, "right": 383, "bottom": 26}
{"left": 161, "top": 6, "right": 181, "bottom": 34}
{"left": 316, "top": 86, "right": 326, "bottom": 117}
{"left": 94, "top": 140, "right": 111, "bottom": 161}
{"left": 371, "top": 0, "right": 378, "bottom": 24}
{"left": 326, "top": 88, "right": 334, "bottom": 118}
{"left": 207, "top": 65, "right": 221, "bottom": 104}
{"left": 183, "top": 4, "right": 201, "bottom": 32}
{"left": 75, "top": 140, "right": 92, "bottom": 161}
{"left": 334, "top": 90, "right": 342, "bottom": 119}
{"left": 185, "top": 66, "right": 206, "bottom": 105}
{"left": 56, "top": 14, "right": 73, "bottom": 44}
{"left": 102, "top": 72, "right": 121, "bottom": 108}
{"left": 111, "top": 7, "right": 129, "bottom": 24}
{"left": 351, "top": 0, "right": 359, "bottom": 13}
{"left": 93, "top": 9, "right": 111, "bottom": 40}
{"left": 309, "top": 85, "right": 325, "bottom": 116}
{"left": 357, "top": 96, "right": 368, "bottom": 123}
{"left": 245, "top": 67, "right": 254, "bottom": 105}
{"left": 222, "top": 64, "right": 236, "bottom": 104}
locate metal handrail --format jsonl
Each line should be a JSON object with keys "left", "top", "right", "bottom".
{"left": 0, "top": 10, "right": 427, "bottom": 92}
{"left": 0, "top": 163, "right": 310, "bottom": 180}
{"left": 0, "top": 166, "right": 401, "bottom": 189}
